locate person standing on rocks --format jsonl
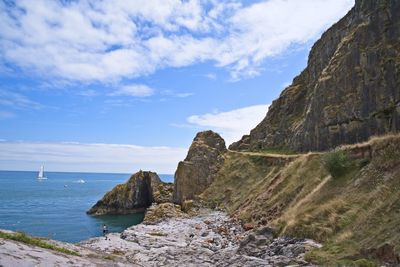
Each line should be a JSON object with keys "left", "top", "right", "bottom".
{"left": 102, "top": 224, "right": 108, "bottom": 240}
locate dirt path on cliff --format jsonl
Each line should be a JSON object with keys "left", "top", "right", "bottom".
{"left": 228, "top": 149, "right": 312, "bottom": 158}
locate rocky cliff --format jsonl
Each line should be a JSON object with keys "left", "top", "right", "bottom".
{"left": 173, "top": 130, "right": 227, "bottom": 204}
{"left": 87, "top": 171, "right": 173, "bottom": 215}
{"left": 230, "top": 0, "right": 400, "bottom": 152}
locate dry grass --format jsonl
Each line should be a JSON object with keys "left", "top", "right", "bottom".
{"left": 280, "top": 174, "right": 331, "bottom": 232}
{"left": 202, "top": 134, "right": 400, "bottom": 265}
{"left": 201, "top": 152, "right": 284, "bottom": 218}
{"left": 339, "top": 133, "right": 400, "bottom": 150}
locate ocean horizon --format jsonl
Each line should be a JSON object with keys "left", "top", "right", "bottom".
{"left": 0, "top": 170, "right": 174, "bottom": 243}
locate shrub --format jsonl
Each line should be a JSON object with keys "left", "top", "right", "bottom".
{"left": 323, "top": 150, "right": 351, "bottom": 178}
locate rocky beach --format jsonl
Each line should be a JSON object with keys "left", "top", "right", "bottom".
{"left": 1, "top": 206, "right": 321, "bottom": 267}
{"left": 83, "top": 207, "right": 322, "bottom": 266}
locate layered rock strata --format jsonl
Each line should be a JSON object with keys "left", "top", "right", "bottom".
{"left": 231, "top": 0, "right": 400, "bottom": 152}
{"left": 173, "top": 130, "right": 227, "bottom": 204}
{"left": 87, "top": 171, "right": 172, "bottom": 215}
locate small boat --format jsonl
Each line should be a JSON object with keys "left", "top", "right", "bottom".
{"left": 76, "top": 179, "right": 85, "bottom": 184}
{"left": 37, "top": 165, "right": 48, "bottom": 180}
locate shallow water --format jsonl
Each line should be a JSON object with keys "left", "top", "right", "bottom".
{"left": 0, "top": 170, "right": 173, "bottom": 243}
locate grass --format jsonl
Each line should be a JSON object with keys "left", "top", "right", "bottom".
{"left": 202, "top": 134, "right": 400, "bottom": 265}
{"left": 0, "top": 231, "right": 80, "bottom": 256}
{"left": 201, "top": 152, "right": 281, "bottom": 220}
{"left": 305, "top": 241, "right": 379, "bottom": 266}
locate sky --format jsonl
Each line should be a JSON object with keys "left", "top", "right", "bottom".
{"left": 0, "top": 0, "right": 354, "bottom": 174}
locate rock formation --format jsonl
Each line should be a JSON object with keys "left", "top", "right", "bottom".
{"left": 81, "top": 211, "right": 320, "bottom": 266}
{"left": 230, "top": 0, "right": 400, "bottom": 152}
{"left": 87, "top": 171, "right": 172, "bottom": 215}
{"left": 143, "top": 203, "right": 189, "bottom": 224}
{"left": 173, "top": 130, "right": 227, "bottom": 204}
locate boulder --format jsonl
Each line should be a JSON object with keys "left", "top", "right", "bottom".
{"left": 173, "top": 130, "right": 227, "bottom": 204}
{"left": 243, "top": 223, "right": 255, "bottom": 231}
{"left": 181, "top": 200, "right": 194, "bottom": 213}
{"left": 143, "top": 203, "right": 188, "bottom": 224}
{"left": 87, "top": 170, "right": 171, "bottom": 215}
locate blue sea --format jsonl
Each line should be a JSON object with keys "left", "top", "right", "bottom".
{"left": 0, "top": 171, "right": 174, "bottom": 243}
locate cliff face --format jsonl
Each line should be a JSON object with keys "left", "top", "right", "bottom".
{"left": 173, "top": 130, "right": 227, "bottom": 204}
{"left": 230, "top": 0, "right": 400, "bottom": 152}
{"left": 87, "top": 171, "right": 172, "bottom": 215}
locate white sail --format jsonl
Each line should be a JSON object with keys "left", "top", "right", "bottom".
{"left": 38, "top": 165, "right": 47, "bottom": 179}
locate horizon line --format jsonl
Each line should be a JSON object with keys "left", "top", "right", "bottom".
{"left": 0, "top": 169, "right": 174, "bottom": 175}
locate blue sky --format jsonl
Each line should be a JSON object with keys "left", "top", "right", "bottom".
{"left": 0, "top": 0, "right": 354, "bottom": 173}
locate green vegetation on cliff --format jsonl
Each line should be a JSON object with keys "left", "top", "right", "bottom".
{"left": 202, "top": 134, "right": 400, "bottom": 265}
{"left": 322, "top": 150, "right": 353, "bottom": 178}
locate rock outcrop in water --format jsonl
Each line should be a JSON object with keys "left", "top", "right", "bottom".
{"left": 230, "top": 0, "right": 400, "bottom": 152}
{"left": 173, "top": 130, "right": 227, "bottom": 204}
{"left": 87, "top": 171, "right": 172, "bottom": 215}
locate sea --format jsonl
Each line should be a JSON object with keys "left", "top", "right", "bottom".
{"left": 0, "top": 170, "right": 174, "bottom": 243}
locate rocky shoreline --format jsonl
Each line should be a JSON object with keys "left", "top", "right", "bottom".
{"left": 0, "top": 208, "right": 321, "bottom": 266}
{"left": 80, "top": 208, "right": 321, "bottom": 266}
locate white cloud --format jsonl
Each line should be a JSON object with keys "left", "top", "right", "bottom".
{"left": 204, "top": 73, "right": 217, "bottom": 80}
{"left": 187, "top": 104, "right": 269, "bottom": 145}
{"left": 162, "top": 90, "right": 194, "bottom": 98}
{"left": 0, "top": 111, "right": 15, "bottom": 119}
{"left": 111, "top": 84, "right": 155, "bottom": 97}
{"left": 0, "top": 0, "right": 354, "bottom": 82}
{"left": 0, "top": 89, "right": 42, "bottom": 110}
{"left": 0, "top": 140, "right": 186, "bottom": 173}
{"left": 78, "top": 89, "right": 98, "bottom": 97}
{"left": 175, "top": 93, "right": 194, "bottom": 98}
{"left": 218, "top": 0, "right": 355, "bottom": 80}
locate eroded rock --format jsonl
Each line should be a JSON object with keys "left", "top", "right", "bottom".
{"left": 230, "top": 0, "right": 400, "bottom": 152}
{"left": 87, "top": 170, "right": 171, "bottom": 215}
{"left": 143, "top": 203, "right": 188, "bottom": 224}
{"left": 173, "top": 130, "right": 227, "bottom": 204}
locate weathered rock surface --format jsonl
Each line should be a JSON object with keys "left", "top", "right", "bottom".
{"left": 81, "top": 210, "right": 320, "bottom": 266}
{"left": 230, "top": 0, "right": 400, "bottom": 152}
{"left": 87, "top": 170, "right": 172, "bottom": 215}
{"left": 153, "top": 181, "right": 174, "bottom": 204}
{"left": 238, "top": 227, "right": 322, "bottom": 266}
{"left": 143, "top": 203, "right": 189, "bottom": 224}
{"left": 173, "top": 130, "right": 227, "bottom": 204}
{"left": 0, "top": 229, "right": 128, "bottom": 267}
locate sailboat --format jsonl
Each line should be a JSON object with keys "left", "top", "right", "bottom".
{"left": 37, "top": 165, "right": 48, "bottom": 180}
